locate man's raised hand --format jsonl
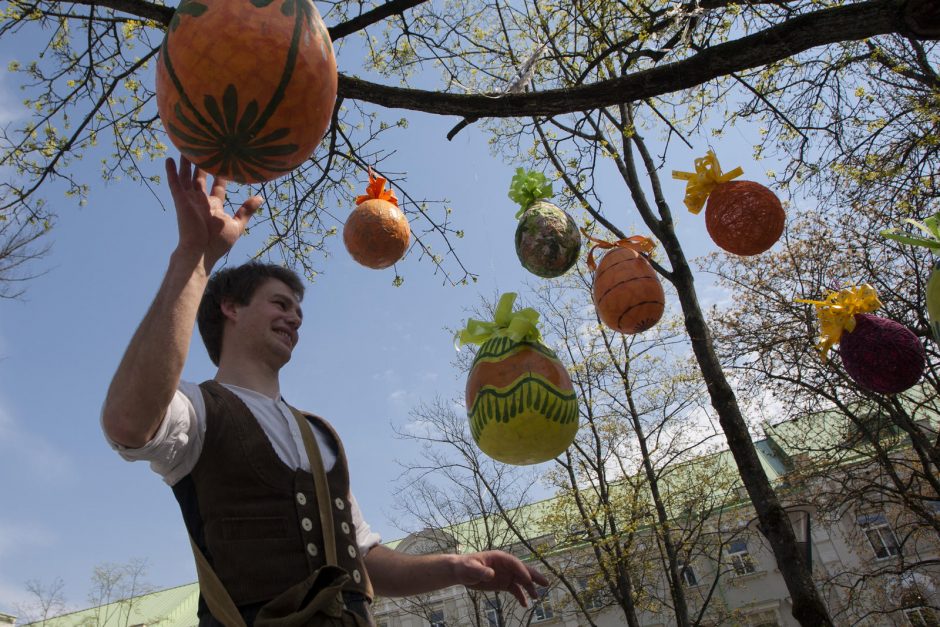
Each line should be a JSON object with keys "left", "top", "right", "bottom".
{"left": 457, "top": 550, "right": 550, "bottom": 608}
{"left": 166, "top": 156, "right": 262, "bottom": 269}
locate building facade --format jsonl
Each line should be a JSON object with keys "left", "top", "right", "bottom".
{"left": 17, "top": 410, "right": 940, "bottom": 626}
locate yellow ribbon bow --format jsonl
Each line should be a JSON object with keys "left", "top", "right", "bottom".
{"left": 581, "top": 228, "right": 657, "bottom": 271}
{"left": 795, "top": 284, "right": 883, "bottom": 362}
{"left": 457, "top": 292, "right": 542, "bottom": 348}
{"left": 671, "top": 150, "right": 744, "bottom": 214}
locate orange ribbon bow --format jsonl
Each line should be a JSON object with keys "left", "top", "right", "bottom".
{"left": 356, "top": 167, "right": 399, "bottom": 206}
{"left": 581, "top": 228, "right": 657, "bottom": 271}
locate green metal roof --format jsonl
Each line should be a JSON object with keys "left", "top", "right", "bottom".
{"left": 383, "top": 435, "right": 793, "bottom": 556}
{"left": 22, "top": 583, "right": 199, "bottom": 627}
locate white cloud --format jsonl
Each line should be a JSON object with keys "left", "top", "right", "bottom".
{"left": 372, "top": 369, "right": 397, "bottom": 383}
{"left": 0, "top": 520, "right": 55, "bottom": 561}
{"left": 0, "top": 400, "right": 74, "bottom": 482}
{"left": 387, "top": 389, "right": 408, "bottom": 403}
{"left": 401, "top": 418, "right": 444, "bottom": 439}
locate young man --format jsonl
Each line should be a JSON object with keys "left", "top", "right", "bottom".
{"left": 101, "top": 157, "right": 548, "bottom": 626}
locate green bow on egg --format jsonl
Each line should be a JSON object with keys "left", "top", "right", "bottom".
{"left": 881, "top": 214, "right": 940, "bottom": 250}
{"left": 457, "top": 293, "right": 543, "bottom": 347}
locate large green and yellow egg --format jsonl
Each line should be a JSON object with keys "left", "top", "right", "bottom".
{"left": 465, "top": 336, "right": 578, "bottom": 465}
{"left": 927, "top": 259, "right": 940, "bottom": 343}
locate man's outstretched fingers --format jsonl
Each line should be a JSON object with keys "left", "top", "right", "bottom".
{"left": 236, "top": 196, "right": 263, "bottom": 226}
{"left": 209, "top": 175, "right": 228, "bottom": 202}
{"left": 193, "top": 165, "right": 208, "bottom": 192}
{"left": 178, "top": 156, "right": 194, "bottom": 189}
{"left": 509, "top": 582, "right": 529, "bottom": 608}
{"left": 165, "top": 158, "right": 179, "bottom": 195}
{"left": 523, "top": 564, "right": 548, "bottom": 599}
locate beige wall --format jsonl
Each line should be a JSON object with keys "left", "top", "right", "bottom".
{"left": 373, "top": 502, "right": 940, "bottom": 627}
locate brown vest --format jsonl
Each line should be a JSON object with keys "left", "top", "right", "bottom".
{"left": 172, "top": 381, "right": 373, "bottom": 609}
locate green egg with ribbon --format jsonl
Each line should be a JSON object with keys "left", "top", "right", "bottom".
{"left": 927, "top": 259, "right": 940, "bottom": 342}
{"left": 882, "top": 214, "right": 940, "bottom": 342}
{"left": 458, "top": 293, "right": 579, "bottom": 465}
{"left": 509, "top": 169, "right": 582, "bottom": 278}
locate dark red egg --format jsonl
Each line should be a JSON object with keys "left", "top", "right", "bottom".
{"left": 838, "top": 313, "right": 926, "bottom": 394}
{"left": 705, "top": 180, "right": 785, "bottom": 256}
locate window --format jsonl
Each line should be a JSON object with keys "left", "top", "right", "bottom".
{"left": 747, "top": 610, "right": 781, "bottom": 626}
{"left": 577, "top": 577, "right": 604, "bottom": 610}
{"left": 727, "top": 540, "right": 757, "bottom": 576}
{"left": 428, "top": 607, "right": 445, "bottom": 627}
{"left": 858, "top": 513, "right": 901, "bottom": 559}
{"left": 484, "top": 597, "right": 503, "bottom": 627}
{"left": 906, "top": 607, "right": 940, "bottom": 627}
{"left": 566, "top": 523, "right": 589, "bottom": 541}
{"left": 532, "top": 587, "right": 554, "bottom": 622}
{"left": 679, "top": 562, "right": 699, "bottom": 587}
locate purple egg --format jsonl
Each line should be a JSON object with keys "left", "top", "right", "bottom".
{"left": 838, "top": 313, "right": 926, "bottom": 394}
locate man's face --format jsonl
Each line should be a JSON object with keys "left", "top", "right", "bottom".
{"left": 224, "top": 278, "right": 304, "bottom": 366}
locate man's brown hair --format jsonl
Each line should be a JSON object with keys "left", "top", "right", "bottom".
{"left": 197, "top": 262, "right": 305, "bottom": 366}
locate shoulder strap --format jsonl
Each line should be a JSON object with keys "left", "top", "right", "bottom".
{"left": 289, "top": 407, "right": 339, "bottom": 567}
{"left": 189, "top": 535, "right": 248, "bottom": 627}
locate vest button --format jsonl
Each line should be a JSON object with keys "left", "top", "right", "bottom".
{"left": 352, "top": 569, "right": 361, "bottom": 584}
{"left": 341, "top": 522, "right": 351, "bottom": 535}
{"left": 334, "top": 498, "right": 345, "bottom": 510}
{"left": 307, "top": 543, "right": 318, "bottom": 557}
{"left": 347, "top": 545, "right": 357, "bottom": 559}
{"left": 301, "top": 517, "right": 313, "bottom": 532}
{"left": 296, "top": 492, "right": 307, "bottom": 506}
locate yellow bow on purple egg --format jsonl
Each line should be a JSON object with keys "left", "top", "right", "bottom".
{"left": 795, "top": 284, "right": 883, "bottom": 362}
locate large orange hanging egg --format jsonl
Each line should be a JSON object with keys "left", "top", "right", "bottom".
{"left": 155, "top": 0, "right": 338, "bottom": 183}
{"left": 593, "top": 247, "right": 665, "bottom": 334}
{"left": 705, "top": 180, "right": 785, "bottom": 256}
{"left": 466, "top": 336, "right": 578, "bottom": 465}
{"left": 343, "top": 170, "right": 411, "bottom": 269}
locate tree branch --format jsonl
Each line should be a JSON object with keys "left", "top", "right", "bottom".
{"left": 338, "top": 0, "right": 932, "bottom": 118}
{"left": 327, "top": 0, "right": 431, "bottom": 40}
{"left": 56, "top": 0, "right": 433, "bottom": 39}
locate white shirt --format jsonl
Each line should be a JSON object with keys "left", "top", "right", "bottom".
{"left": 104, "top": 381, "right": 381, "bottom": 555}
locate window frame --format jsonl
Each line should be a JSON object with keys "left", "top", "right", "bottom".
{"left": 679, "top": 561, "right": 699, "bottom": 587}
{"left": 727, "top": 539, "right": 757, "bottom": 576}
{"left": 531, "top": 586, "right": 554, "bottom": 622}
{"left": 428, "top": 606, "right": 446, "bottom": 627}
{"left": 483, "top": 596, "right": 504, "bottom": 627}
{"left": 575, "top": 576, "right": 605, "bottom": 611}
{"left": 905, "top": 606, "right": 940, "bottom": 627}
{"left": 858, "top": 512, "right": 902, "bottom": 559}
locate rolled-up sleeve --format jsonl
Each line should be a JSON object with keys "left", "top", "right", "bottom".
{"left": 350, "top": 492, "right": 382, "bottom": 556}
{"left": 101, "top": 382, "right": 205, "bottom": 486}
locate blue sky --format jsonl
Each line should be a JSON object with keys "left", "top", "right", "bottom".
{"left": 0, "top": 12, "right": 771, "bottom": 615}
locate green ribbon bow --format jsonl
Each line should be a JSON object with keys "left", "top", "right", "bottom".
{"left": 881, "top": 213, "right": 940, "bottom": 251}
{"left": 457, "top": 293, "right": 543, "bottom": 348}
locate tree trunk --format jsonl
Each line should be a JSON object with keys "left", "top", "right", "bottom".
{"left": 663, "top": 244, "right": 834, "bottom": 627}
{"left": 617, "top": 125, "right": 835, "bottom": 626}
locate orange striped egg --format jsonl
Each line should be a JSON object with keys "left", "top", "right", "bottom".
{"left": 592, "top": 247, "right": 665, "bottom": 334}
{"left": 466, "top": 336, "right": 578, "bottom": 465}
